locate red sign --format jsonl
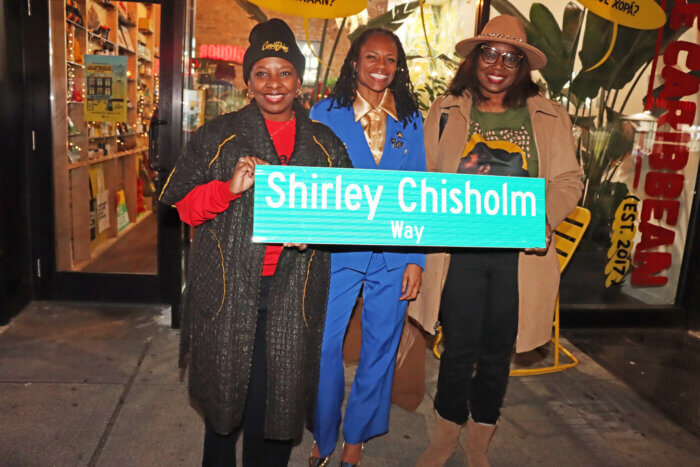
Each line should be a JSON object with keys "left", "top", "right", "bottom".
{"left": 199, "top": 44, "right": 246, "bottom": 63}
{"left": 634, "top": 0, "right": 698, "bottom": 286}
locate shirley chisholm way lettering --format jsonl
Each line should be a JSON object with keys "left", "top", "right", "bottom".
{"left": 253, "top": 166, "right": 546, "bottom": 248}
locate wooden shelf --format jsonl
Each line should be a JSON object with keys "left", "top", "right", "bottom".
{"left": 66, "top": 19, "right": 86, "bottom": 31}
{"left": 88, "top": 32, "right": 116, "bottom": 48}
{"left": 51, "top": 1, "right": 161, "bottom": 272}
{"left": 74, "top": 210, "right": 154, "bottom": 272}
{"left": 89, "top": 134, "right": 117, "bottom": 140}
{"left": 68, "top": 147, "right": 148, "bottom": 170}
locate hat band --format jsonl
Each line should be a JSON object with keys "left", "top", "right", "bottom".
{"left": 478, "top": 33, "right": 524, "bottom": 43}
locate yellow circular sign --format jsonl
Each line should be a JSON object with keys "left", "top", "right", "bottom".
{"left": 248, "top": 0, "right": 367, "bottom": 19}
{"left": 578, "top": 0, "right": 666, "bottom": 30}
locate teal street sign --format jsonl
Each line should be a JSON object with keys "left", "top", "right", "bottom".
{"left": 253, "top": 166, "right": 546, "bottom": 248}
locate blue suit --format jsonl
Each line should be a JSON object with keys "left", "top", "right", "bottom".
{"left": 310, "top": 99, "right": 426, "bottom": 456}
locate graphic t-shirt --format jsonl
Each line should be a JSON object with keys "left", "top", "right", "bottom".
{"left": 458, "top": 105, "right": 538, "bottom": 177}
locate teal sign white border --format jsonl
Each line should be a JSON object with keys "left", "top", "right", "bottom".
{"left": 253, "top": 166, "right": 546, "bottom": 248}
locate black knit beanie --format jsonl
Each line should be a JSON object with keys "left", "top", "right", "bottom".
{"left": 242, "top": 18, "right": 305, "bottom": 84}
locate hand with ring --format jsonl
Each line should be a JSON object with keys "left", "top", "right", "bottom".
{"left": 229, "top": 156, "right": 268, "bottom": 195}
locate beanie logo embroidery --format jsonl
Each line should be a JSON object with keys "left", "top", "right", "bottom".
{"left": 262, "top": 41, "right": 289, "bottom": 53}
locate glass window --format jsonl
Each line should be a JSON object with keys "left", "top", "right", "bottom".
{"left": 484, "top": 0, "right": 699, "bottom": 306}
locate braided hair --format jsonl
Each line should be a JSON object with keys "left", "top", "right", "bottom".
{"left": 325, "top": 28, "right": 420, "bottom": 126}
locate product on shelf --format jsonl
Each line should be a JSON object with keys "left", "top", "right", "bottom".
{"left": 66, "top": 0, "right": 84, "bottom": 25}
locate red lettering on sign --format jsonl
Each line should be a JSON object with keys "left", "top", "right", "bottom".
{"left": 641, "top": 199, "right": 680, "bottom": 226}
{"left": 649, "top": 143, "right": 689, "bottom": 171}
{"left": 198, "top": 44, "right": 247, "bottom": 63}
{"left": 631, "top": 251, "right": 672, "bottom": 286}
{"left": 644, "top": 172, "right": 684, "bottom": 198}
{"left": 632, "top": 1, "right": 698, "bottom": 289}
{"left": 656, "top": 99, "right": 696, "bottom": 129}
{"left": 661, "top": 67, "right": 700, "bottom": 99}
{"left": 669, "top": 0, "right": 700, "bottom": 31}
{"left": 664, "top": 41, "right": 700, "bottom": 70}
{"left": 638, "top": 221, "right": 676, "bottom": 251}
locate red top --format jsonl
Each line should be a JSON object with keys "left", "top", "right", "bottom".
{"left": 175, "top": 117, "right": 296, "bottom": 276}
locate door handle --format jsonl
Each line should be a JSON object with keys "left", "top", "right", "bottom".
{"left": 149, "top": 118, "right": 168, "bottom": 172}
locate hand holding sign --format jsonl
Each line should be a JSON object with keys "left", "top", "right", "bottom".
{"left": 524, "top": 220, "right": 553, "bottom": 255}
{"left": 230, "top": 156, "right": 269, "bottom": 195}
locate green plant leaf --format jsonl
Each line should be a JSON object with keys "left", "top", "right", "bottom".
{"left": 348, "top": 1, "right": 419, "bottom": 42}
{"left": 528, "top": 4, "right": 568, "bottom": 97}
{"left": 561, "top": 2, "right": 584, "bottom": 55}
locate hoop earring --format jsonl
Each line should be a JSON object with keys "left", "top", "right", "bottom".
{"left": 247, "top": 90, "right": 254, "bottom": 100}
{"left": 296, "top": 88, "right": 302, "bottom": 97}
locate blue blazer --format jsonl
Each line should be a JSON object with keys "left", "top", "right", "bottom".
{"left": 310, "top": 98, "right": 426, "bottom": 272}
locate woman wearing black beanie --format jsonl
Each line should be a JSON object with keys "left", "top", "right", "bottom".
{"left": 160, "top": 18, "right": 351, "bottom": 466}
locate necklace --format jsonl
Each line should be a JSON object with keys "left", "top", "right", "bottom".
{"left": 267, "top": 111, "right": 296, "bottom": 138}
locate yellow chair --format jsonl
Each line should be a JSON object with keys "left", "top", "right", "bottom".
{"left": 432, "top": 207, "right": 591, "bottom": 376}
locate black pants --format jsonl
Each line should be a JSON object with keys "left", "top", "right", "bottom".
{"left": 202, "top": 276, "right": 293, "bottom": 467}
{"left": 434, "top": 249, "right": 519, "bottom": 425}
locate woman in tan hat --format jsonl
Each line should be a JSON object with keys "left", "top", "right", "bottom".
{"left": 414, "top": 15, "right": 583, "bottom": 466}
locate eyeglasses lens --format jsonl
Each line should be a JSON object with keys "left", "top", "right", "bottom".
{"left": 480, "top": 46, "right": 522, "bottom": 68}
{"left": 481, "top": 47, "right": 499, "bottom": 64}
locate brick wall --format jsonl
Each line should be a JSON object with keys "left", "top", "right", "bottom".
{"left": 195, "top": 0, "right": 388, "bottom": 93}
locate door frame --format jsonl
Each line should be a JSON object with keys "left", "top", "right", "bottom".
{"left": 0, "top": 0, "right": 33, "bottom": 324}
{"left": 24, "top": 0, "right": 188, "bottom": 317}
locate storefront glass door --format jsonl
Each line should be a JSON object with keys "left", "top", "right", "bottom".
{"left": 46, "top": 0, "right": 187, "bottom": 307}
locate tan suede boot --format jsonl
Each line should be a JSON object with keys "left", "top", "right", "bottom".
{"left": 415, "top": 411, "right": 462, "bottom": 467}
{"left": 464, "top": 419, "right": 497, "bottom": 467}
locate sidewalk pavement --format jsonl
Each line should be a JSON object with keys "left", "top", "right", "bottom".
{"left": 0, "top": 302, "right": 698, "bottom": 466}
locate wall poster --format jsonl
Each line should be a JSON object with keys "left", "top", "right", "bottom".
{"left": 84, "top": 55, "right": 128, "bottom": 122}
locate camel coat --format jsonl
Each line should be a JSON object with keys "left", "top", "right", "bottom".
{"left": 406, "top": 93, "right": 583, "bottom": 353}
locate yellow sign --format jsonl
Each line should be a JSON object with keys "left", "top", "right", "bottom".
{"left": 248, "top": 0, "right": 366, "bottom": 18}
{"left": 578, "top": 0, "right": 667, "bottom": 71}
{"left": 605, "top": 195, "right": 639, "bottom": 287}
{"left": 578, "top": 0, "right": 666, "bottom": 29}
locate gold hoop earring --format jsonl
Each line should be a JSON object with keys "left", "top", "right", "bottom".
{"left": 247, "top": 90, "right": 254, "bottom": 100}
{"left": 296, "top": 89, "right": 302, "bottom": 97}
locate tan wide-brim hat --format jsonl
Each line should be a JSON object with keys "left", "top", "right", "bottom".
{"left": 455, "top": 15, "right": 547, "bottom": 70}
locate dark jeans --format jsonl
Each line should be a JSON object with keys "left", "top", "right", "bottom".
{"left": 434, "top": 249, "right": 519, "bottom": 425}
{"left": 202, "top": 276, "right": 293, "bottom": 467}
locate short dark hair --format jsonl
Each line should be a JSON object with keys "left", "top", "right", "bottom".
{"left": 448, "top": 44, "right": 540, "bottom": 108}
{"left": 326, "top": 28, "right": 420, "bottom": 126}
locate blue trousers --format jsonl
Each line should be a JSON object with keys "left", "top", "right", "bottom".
{"left": 314, "top": 253, "right": 408, "bottom": 457}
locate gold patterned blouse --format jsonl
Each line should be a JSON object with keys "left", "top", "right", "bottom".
{"left": 353, "top": 89, "right": 398, "bottom": 165}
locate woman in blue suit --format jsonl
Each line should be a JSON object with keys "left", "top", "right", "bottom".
{"left": 309, "top": 28, "right": 426, "bottom": 466}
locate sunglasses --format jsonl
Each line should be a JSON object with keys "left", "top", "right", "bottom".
{"left": 479, "top": 45, "right": 524, "bottom": 69}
